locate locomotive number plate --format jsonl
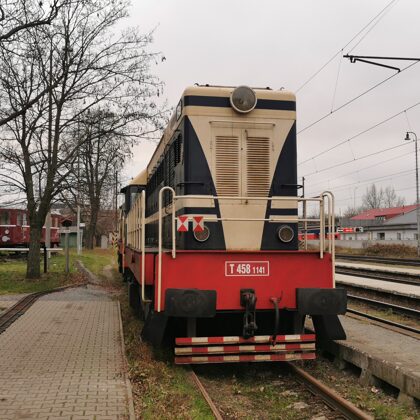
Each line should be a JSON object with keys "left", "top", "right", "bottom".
{"left": 225, "top": 261, "right": 270, "bottom": 276}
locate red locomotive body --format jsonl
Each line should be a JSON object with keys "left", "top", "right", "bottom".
{"left": 118, "top": 86, "right": 347, "bottom": 364}
{"left": 0, "top": 208, "right": 61, "bottom": 247}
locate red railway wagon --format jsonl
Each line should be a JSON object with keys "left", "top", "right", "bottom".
{"left": 0, "top": 208, "right": 61, "bottom": 247}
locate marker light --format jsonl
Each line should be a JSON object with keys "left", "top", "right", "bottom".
{"left": 193, "top": 225, "right": 210, "bottom": 242}
{"left": 277, "top": 225, "right": 294, "bottom": 243}
{"left": 230, "top": 86, "right": 257, "bottom": 113}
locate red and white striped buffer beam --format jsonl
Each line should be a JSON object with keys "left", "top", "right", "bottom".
{"left": 174, "top": 334, "right": 316, "bottom": 364}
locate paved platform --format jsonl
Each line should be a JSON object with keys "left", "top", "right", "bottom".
{"left": 0, "top": 286, "right": 134, "bottom": 420}
{"left": 319, "top": 315, "right": 420, "bottom": 403}
{"left": 335, "top": 273, "right": 420, "bottom": 299}
{"left": 335, "top": 261, "right": 420, "bottom": 276}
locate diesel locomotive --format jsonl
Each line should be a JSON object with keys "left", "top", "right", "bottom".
{"left": 118, "top": 85, "right": 346, "bottom": 364}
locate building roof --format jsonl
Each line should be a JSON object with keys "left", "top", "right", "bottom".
{"left": 351, "top": 205, "right": 418, "bottom": 221}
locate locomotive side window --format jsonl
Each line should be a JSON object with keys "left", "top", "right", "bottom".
{"left": 16, "top": 212, "right": 23, "bottom": 226}
{"left": 0, "top": 211, "right": 10, "bottom": 225}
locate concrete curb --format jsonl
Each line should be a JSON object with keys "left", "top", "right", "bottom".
{"left": 320, "top": 338, "right": 420, "bottom": 406}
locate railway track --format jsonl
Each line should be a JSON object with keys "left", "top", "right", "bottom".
{"left": 0, "top": 283, "right": 86, "bottom": 334}
{"left": 335, "top": 267, "right": 420, "bottom": 286}
{"left": 336, "top": 254, "right": 420, "bottom": 267}
{"left": 347, "top": 307, "right": 420, "bottom": 336}
{"left": 348, "top": 294, "right": 420, "bottom": 319}
{"left": 191, "top": 365, "right": 372, "bottom": 420}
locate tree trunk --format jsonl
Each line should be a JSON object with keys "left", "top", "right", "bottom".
{"left": 86, "top": 202, "right": 99, "bottom": 249}
{"left": 26, "top": 224, "right": 42, "bottom": 279}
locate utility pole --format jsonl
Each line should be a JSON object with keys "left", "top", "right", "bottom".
{"left": 45, "top": 212, "right": 52, "bottom": 268}
{"left": 404, "top": 132, "right": 420, "bottom": 257}
{"left": 77, "top": 205, "right": 81, "bottom": 255}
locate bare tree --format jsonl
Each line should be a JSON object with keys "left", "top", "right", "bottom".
{"left": 0, "top": 1, "right": 67, "bottom": 126}
{"left": 342, "top": 206, "right": 362, "bottom": 218}
{"left": 383, "top": 185, "right": 405, "bottom": 208}
{"left": 0, "top": 0, "right": 63, "bottom": 42}
{"left": 60, "top": 109, "right": 153, "bottom": 249}
{"left": 361, "top": 184, "right": 405, "bottom": 210}
{"left": 362, "top": 184, "right": 384, "bottom": 209}
{"left": 0, "top": 0, "right": 165, "bottom": 278}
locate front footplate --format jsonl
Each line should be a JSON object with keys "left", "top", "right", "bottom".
{"left": 174, "top": 334, "right": 316, "bottom": 364}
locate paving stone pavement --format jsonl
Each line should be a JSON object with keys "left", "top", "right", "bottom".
{"left": 0, "top": 286, "right": 134, "bottom": 419}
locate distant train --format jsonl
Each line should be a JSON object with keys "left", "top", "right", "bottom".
{"left": 117, "top": 85, "right": 346, "bottom": 364}
{"left": 0, "top": 208, "right": 61, "bottom": 247}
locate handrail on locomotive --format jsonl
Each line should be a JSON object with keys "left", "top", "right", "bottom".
{"left": 130, "top": 187, "right": 336, "bottom": 312}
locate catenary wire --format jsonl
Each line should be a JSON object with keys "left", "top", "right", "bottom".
{"left": 297, "top": 60, "right": 419, "bottom": 135}
{"left": 306, "top": 168, "right": 415, "bottom": 196}
{"left": 306, "top": 149, "right": 416, "bottom": 189}
{"left": 347, "top": 0, "right": 400, "bottom": 54}
{"left": 335, "top": 184, "right": 416, "bottom": 203}
{"left": 302, "top": 142, "right": 411, "bottom": 177}
{"left": 295, "top": 0, "right": 399, "bottom": 93}
{"left": 298, "top": 100, "right": 420, "bottom": 166}
{"left": 330, "top": 53, "right": 343, "bottom": 112}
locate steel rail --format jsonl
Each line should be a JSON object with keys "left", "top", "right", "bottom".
{"left": 348, "top": 294, "right": 420, "bottom": 319}
{"left": 346, "top": 308, "right": 420, "bottom": 335}
{"left": 336, "top": 254, "right": 420, "bottom": 267}
{"left": 0, "top": 283, "right": 86, "bottom": 334}
{"left": 190, "top": 369, "right": 223, "bottom": 420}
{"left": 335, "top": 267, "right": 420, "bottom": 286}
{"left": 289, "top": 364, "right": 373, "bottom": 420}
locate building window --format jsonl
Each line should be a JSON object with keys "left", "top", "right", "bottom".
{"left": 415, "top": 233, "right": 418, "bottom": 240}
{"left": 377, "top": 232, "right": 385, "bottom": 240}
{"left": 397, "top": 233, "right": 401, "bottom": 240}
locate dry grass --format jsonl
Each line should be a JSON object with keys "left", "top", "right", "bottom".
{"left": 336, "top": 243, "right": 419, "bottom": 259}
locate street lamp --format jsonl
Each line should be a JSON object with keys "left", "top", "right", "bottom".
{"left": 404, "top": 131, "right": 420, "bottom": 257}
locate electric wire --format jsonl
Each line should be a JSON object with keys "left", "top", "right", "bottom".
{"left": 302, "top": 142, "right": 411, "bottom": 177}
{"left": 298, "top": 100, "right": 420, "bottom": 166}
{"left": 330, "top": 53, "right": 343, "bottom": 112}
{"left": 306, "top": 168, "right": 415, "bottom": 196}
{"left": 306, "top": 149, "right": 416, "bottom": 189}
{"left": 298, "top": 60, "right": 419, "bottom": 135}
{"left": 295, "top": 0, "right": 399, "bottom": 94}
{"left": 347, "top": 0, "right": 400, "bottom": 54}
{"left": 335, "top": 184, "right": 416, "bottom": 203}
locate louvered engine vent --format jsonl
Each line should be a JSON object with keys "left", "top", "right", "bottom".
{"left": 247, "top": 137, "right": 270, "bottom": 197}
{"left": 215, "top": 136, "right": 240, "bottom": 196}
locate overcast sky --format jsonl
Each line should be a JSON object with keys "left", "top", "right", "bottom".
{"left": 122, "top": 0, "right": 420, "bottom": 213}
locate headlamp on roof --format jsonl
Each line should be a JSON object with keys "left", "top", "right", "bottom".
{"left": 230, "top": 86, "right": 257, "bottom": 113}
